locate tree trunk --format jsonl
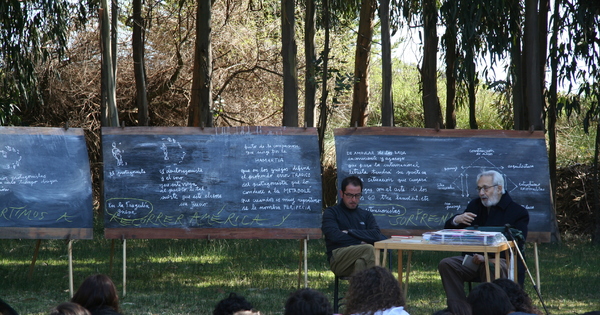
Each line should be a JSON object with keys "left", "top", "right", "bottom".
{"left": 510, "top": 0, "right": 525, "bottom": 130}
{"left": 594, "top": 121, "right": 600, "bottom": 244}
{"left": 318, "top": 0, "right": 330, "bottom": 159}
{"left": 443, "top": 19, "right": 457, "bottom": 129}
{"left": 524, "top": 0, "right": 543, "bottom": 130}
{"left": 422, "top": 0, "right": 441, "bottom": 129}
{"left": 304, "top": 0, "right": 317, "bottom": 127}
{"left": 380, "top": 0, "right": 393, "bottom": 127}
{"left": 188, "top": 0, "right": 213, "bottom": 128}
{"left": 100, "top": 1, "right": 118, "bottom": 127}
{"left": 282, "top": 0, "right": 298, "bottom": 127}
{"left": 350, "top": 0, "right": 376, "bottom": 127}
{"left": 466, "top": 49, "right": 477, "bottom": 130}
{"left": 111, "top": 0, "right": 118, "bottom": 78}
{"left": 547, "top": 0, "right": 561, "bottom": 243}
{"left": 133, "top": 0, "right": 149, "bottom": 126}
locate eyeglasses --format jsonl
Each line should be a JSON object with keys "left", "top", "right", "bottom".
{"left": 343, "top": 192, "right": 362, "bottom": 199}
{"left": 476, "top": 185, "right": 498, "bottom": 192}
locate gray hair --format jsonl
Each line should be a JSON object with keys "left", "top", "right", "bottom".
{"left": 477, "top": 170, "right": 505, "bottom": 194}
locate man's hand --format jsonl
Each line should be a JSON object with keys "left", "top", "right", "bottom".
{"left": 454, "top": 212, "right": 477, "bottom": 225}
{"left": 472, "top": 254, "right": 485, "bottom": 264}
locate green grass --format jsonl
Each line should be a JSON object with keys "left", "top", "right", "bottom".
{"left": 1, "top": 231, "right": 600, "bottom": 315}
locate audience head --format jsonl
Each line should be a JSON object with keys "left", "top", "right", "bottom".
{"left": 284, "top": 288, "right": 332, "bottom": 315}
{"left": 446, "top": 299, "right": 472, "bottom": 315}
{"left": 71, "top": 274, "right": 120, "bottom": 313}
{"left": 0, "top": 298, "right": 18, "bottom": 315}
{"left": 344, "top": 266, "right": 405, "bottom": 315}
{"left": 581, "top": 312, "right": 600, "bottom": 315}
{"left": 492, "top": 278, "right": 539, "bottom": 314}
{"left": 467, "top": 282, "right": 514, "bottom": 315}
{"left": 50, "top": 302, "right": 91, "bottom": 315}
{"left": 213, "top": 293, "right": 256, "bottom": 315}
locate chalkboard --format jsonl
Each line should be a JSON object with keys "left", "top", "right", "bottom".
{"left": 0, "top": 127, "right": 93, "bottom": 239}
{"left": 335, "top": 127, "right": 554, "bottom": 243}
{"left": 102, "top": 126, "right": 323, "bottom": 239}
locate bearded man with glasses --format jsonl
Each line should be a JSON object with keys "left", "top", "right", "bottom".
{"left": 321, "top": 175, "right": 387, "bottom": 277}
{"left": 438, "top": 170, "right": 530, "bottom": 308}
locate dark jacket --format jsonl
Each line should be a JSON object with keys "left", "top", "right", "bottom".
{"left": 321, "top": 201, "right": 386, "bottom": 261}
{"left": 444, "top": 191, "right": 529, "bottom": 245}
{"left": 444, "top": 191, "right": 530, "bottom": 285}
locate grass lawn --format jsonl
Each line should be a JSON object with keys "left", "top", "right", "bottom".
{"left": 1, "top": 233, "right": 599, "bottom": 315}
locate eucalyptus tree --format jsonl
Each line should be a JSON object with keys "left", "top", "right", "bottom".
{"left": 282, "top": 0, "right": 298, "bottom": 127}
{"left": 189, "top": 0, "right": 213, "bottom": 128}
{"left": 440, "top": 0, "right": 458, "bottom": 129}
{"left": 349, "top": 0, "right": 377, "bottom": 127}
{"left": 132, "top": 0, "right": 149, "bottom": 126}
{"left": 552, "top": 0, "right": 600, "bottom": 243}
{"left": 0, "top": 0, "right": 94, "bottom": 125}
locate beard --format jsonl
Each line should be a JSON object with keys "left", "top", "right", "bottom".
{"left": 481, "top": 192, "right": 501, "bottom": 207}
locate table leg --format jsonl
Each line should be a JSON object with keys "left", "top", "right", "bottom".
{"left": 398, "top": 250, "right": 403, "bottom": 292}
{"left": 404, "top": 250, "right": 412, "bottom": 299}
{"left": 382, "top": 245, "right": 388, "bottom": 268}
{"left": 484, "top": 249, "right": 491, "bottom": 282}
{"left": 495, "top": 249, "right": 501, "bottom": 280}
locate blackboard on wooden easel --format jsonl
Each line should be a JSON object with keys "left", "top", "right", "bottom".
{"left": 334, "top": 127, "right": 554, "bottom": 243}
{"left": 0, "top": 127, "right": 93, "bottom": 239}
{"left": 102, "top": 126, "right": 323, "bottom": 240}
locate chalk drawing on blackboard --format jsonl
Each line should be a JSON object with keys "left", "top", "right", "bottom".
{"left": 111, "top": 142, "right": 126, "bottom": 166}
{"left": 1, "top": 146, "right": 22, "bottom": 170}
{"left": 448, "top": 156, "right": 520, "bottom": 197}
{"left": 161, "top": 137, "right": 186, "bottom": 164}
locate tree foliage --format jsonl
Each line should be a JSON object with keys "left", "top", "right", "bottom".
{"left": 0, "top": 0, "right": 95, "bottom": 125}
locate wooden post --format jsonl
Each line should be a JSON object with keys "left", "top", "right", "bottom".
{"left": 534, "top": 242, "right": 541, "bottom": 292}
{"left": 122, "top": 238, "right": 127, "bottom": 297}
{"left": 68, "top": 239, "right": 74, "bottom": 297}
{"left": 28, "top": 239, "right": 42, "bottom": 279}
{"left": 303, "top": 238, "right": 308, "bottom": 288}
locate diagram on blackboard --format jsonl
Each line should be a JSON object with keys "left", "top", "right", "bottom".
{"left": 111, "top": 142, "right": 126, "bottom": 166}
{"left": 449, "top": 156, "right": 518, "bottom": 197}
{"left": 161, "top": 137, "right": 186, "bottom": 164}
{"left": 1, "top": 145, "right": 21, "bottom": 169}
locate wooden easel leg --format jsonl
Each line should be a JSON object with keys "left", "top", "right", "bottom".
{"left": 303, "top": 239, "right": 308, "bottom": 288}
{"left": 109, "top": 239, "right": 115, "bottom": 275}
{"left": 297, "top": 240, "right": 303, "bottom": 288}
{"left": 68, "top": 240, "right": 74, "bottom": 298}
{"left": 28, "top": 239, "right": 42, "bottom": 279}
{"left": 534, "top": 242, "right": 540, "bottom": 293}
{"left": 122, "top": 238, "right": 127, "bottom": 298}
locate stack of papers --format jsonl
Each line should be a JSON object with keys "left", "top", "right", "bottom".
{"left": 424, "top": 229, "right": 507, "bottom": 246}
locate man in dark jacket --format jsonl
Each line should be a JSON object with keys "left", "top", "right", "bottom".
{"left": 321, "top": 176, "right": 387, "bottom": 277}
{"left": 438, "top": 170, "right": 529, "bottom": 306}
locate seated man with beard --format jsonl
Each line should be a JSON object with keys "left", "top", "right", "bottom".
{"left": 438, "top": 170, "right": 529, "bottom": 307}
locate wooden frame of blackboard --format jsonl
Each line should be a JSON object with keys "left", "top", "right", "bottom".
{"left": 334, "top": 127, "right": 554, "bottom": 243}
{"left": 102, "top": 126, "right": 323, "bottom": 240}
{"left": 0, "top": 127, "right": 93, "bottom": 240}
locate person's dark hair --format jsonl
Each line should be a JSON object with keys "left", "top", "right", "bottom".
{"left": 213, "top": 293, "right": 254, "bottom": 315}
{"left": 0, "top": 298, "right": 18, "bottom": 315}
{"left": 344, "top": 266, "right": 405, "bottom": 315}
{"left": 71, "top": 274, "right": 120, "bottom": 313}
{"left": 432, "top": 310, "right": 453, "bottom": 315}
{"left": 50, "top": 302, "right": 91, "bottom": 315}
{"left": 493, "top": 278, "right": 540, "bottom": 314}
{"left": 341, "top": 176, "right": 363, "bottom": 192}
{"left": 446, "top": 299, "right": 472, "bottom": 315}
{"left": 582, "top": 312, "right": 600, "bottom": 315}
{"left": 467, "top": 282, "right": 514, "bottom": 315}
{"left": 284, "top": 288, "right": 332, "bottom": 315}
